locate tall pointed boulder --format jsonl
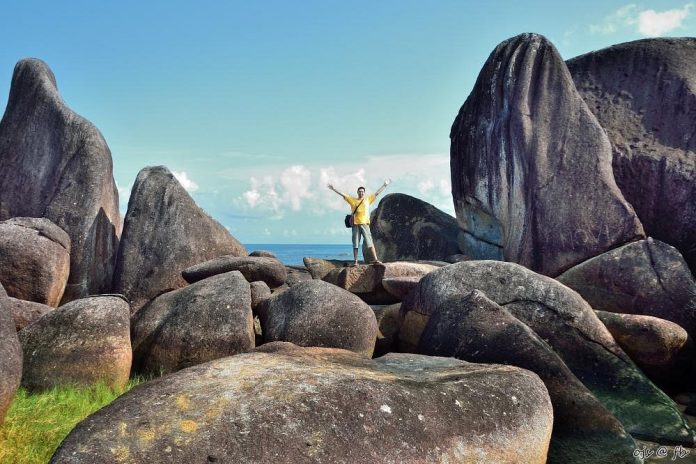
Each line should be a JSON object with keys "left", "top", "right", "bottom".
{"left": 0, "top": 59, "right": 121, "bottom": 302}
{"left": 450, "top": 33, "right": 644, "bottom": 276}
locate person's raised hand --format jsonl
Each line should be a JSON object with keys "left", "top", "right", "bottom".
{"left": 327, "top": 183, "right": 334, "bottom": 190}
{"left": 384, "top": 178, "right": 391, "bottom": 186}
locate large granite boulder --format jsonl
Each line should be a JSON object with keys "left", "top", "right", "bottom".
{"left": 596, "top": 310, "right": 694, "bottom": 392}
{"left": 0, "top": 59, "right": 121, "bottom": 303}
{"left": 113, "top": 166, "right": 247, "bottom": 313}
{"left": 0, "top": 217, "right": 70, "bottom": 306}
{"left": 19, "top": 295, "right": 131, "bottom": 391}
{"left": 369, "top": 193, "right": 471, "bottom": 261}
{"left": 6, "top": 297, "right": 52, "bottom": 331}
{"left": 558, "top": 239, "right": 696, "bottom": 337}
{"left": 401, "top": 260, "right": 693, "bottom": 445}
{"left": 450, "top": 33, "right": 644, "bottom": 277}
{"left": 50, "top": 344, "right": 553, "bottom": 464}
{"left": 567, "top": 38, "right": 696, "bottom": 273}
{"left": 323, "top": 261, "right": 439, "bottom": 295}
{"left": 131, "top": 271, "right": 255, "bottom": 376}
{"left": 419, "top": 290, "right": 638, "bottom": 464}
{"left": 302, "top": 257, "right": 346, "bottom": 280}
{"left": 0, "top": 284, "right": 22, "bottom": 424}
{"left": 285, "top": 265, "right": 312, "bottom": 286}
{"left": 182, "top": 255, "right": 287, "bottom": 288}
{"left": 258, "top": 280, "right": 378, "bottom": 357}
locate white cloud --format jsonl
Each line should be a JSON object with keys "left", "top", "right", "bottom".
{"left": 418, "top": 179, "right": 435, "bottom": 194}
{"left": 590, "top": 4, "right": 638, "bottom": 34}
{"left": 172, "top": 170, "right": 199, "bottom": 192}
{"left": 589, "top": 3, "right": 692, "bottom": 36}
{"left": 638, "top": 5, "right": 692, "bottom": 36}
{"left": 279, "top": 165, "right": 312, "bottom": 211}
{"left": 115, "top": 181, "right": 131, "bottom": 215}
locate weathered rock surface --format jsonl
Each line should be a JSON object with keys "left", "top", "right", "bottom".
{"left": 113, "top": 166, "right": 246, "bottom": 313}
{"left": 420, "top": 290, "right": 638, "bottom": 464}
{"left": 450, "top": 33, "right": 644, "bottom": 276}
{"left": 7, "top": 297, "right": 51, "bottom": 331}
{"left": 0, "top": 217, "right": 70, "bottom": 306}
{"left": 249, "top": 280, "right": 271, "bottom": 312}
{"left": 285, "top": 265, "right": 312, "bottom": 286}
{"left": 19, "top": 295, "right": 131, "bottom": 391}
{"left": 132, "top": 271, "right": 254, "bottom": 376}
{"left": 0, "top": 59, "right": 121, "bottom": 303}
{"left": 182, "top": 255, "right": 286, "bottom": 288}
{"left": 381, "top": 276, "right": 421, "bottom": 300}
{"left": 369, "top": 193, "right": 467, "bottom": 261}
{"left": 258, "top": 280, "right": 378, "bottom": 357}
{"left": 50, "top": 344, "right": 553, "bottom": 464}
{"left": 567, "top": 38, "right": 696, "bottom": 273}
{"left": 372, "top": 303, "right": 401, "bottom": 357}
{"left": 0, "top": 284, "right": 22, "bottom": 424}
{"left": 302, "top": 257, "right": 346, "bottom": 280}
{"left": 596, "top": 310, "right": 694, "bottom": 392}
{"left": 558, "top": 239, "right": 696, "bottom": 337}
{"left": 401, "top": 260, "right": 694, "bottom": 444}
{"left": 249, "top": 249, "right": 276, "bottom": 258}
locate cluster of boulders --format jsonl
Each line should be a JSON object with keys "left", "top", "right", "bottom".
{"left": 0, "top": 34, "right": 695, "bottom": 463}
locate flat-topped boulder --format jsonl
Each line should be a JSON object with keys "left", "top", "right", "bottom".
{"left": 0, "top": 284, "right": 22, "bottom": 424}
{"left": 369, "top": 193, "right": 470, "bottom": 261}
{"left": 113, "top": 166, "right": 247, "bottom": 313}
{"left": 450, "top": 33, "right": 644, "bottom": 277}
{"left": 567, "top": 38, "right": 696, "bottom": 273}
{"left": 401, "top": 260, "right": 694, "bottom": 445}
{"left": 50, "top": 344, "right": 553, "bottom": 464}
{"left": 420, "top": 290, "right": 638, "bottom": 464}
{"left": 258, "top": 280, "right": 378, "bottom": 357}
{"left": 132, "top": 271, "right": 254, "bottom": 376}
{"left": 0, "top": 58, "right": 121, "bottom": 302}
{"left": 182, "top": 255, "right": 287, "bottom": 288}
{"left": 19, "top": 295, "right": 131, "bottom": 391}
{"left": 0, "top": 217, "right": 70, "bottom": 307}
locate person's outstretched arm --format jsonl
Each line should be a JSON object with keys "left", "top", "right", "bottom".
{"left": 374, "top": 178, "right": 391, "bottom": 198}
{"left": 327, "top": 184, "right": 347, "bottom": 197}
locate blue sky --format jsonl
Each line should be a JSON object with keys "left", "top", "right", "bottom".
{"left": 1, "top": 1, "right": 694, "bottom": 243}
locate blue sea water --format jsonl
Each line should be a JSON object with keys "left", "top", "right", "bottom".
{"left": 244, "top": 243, "right": 353, "bottom": 266}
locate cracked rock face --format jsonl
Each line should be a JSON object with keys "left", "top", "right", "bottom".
{"left": 50, "top": 344, "right": 553, "bottom": 464}
{"left": 0, "top": 59, "right": 121, "bottom": 303}
{"left": 567, "top": 38, "right": 696, "bottom": 274}
{"left": 401, "top": 260, "right": 694, "bottom": 445}
{"left": 113, "top": 166, "right": 247, "bottom": 313}
{"left": 0, "top": 217, "right": 70, "bottom": 307}
{"left": 450, "top": 33, "right": 644, "bottom": 277}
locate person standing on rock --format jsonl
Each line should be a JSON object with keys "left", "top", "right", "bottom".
{"left": 328, "top": 180, "right": 391, "bottom": 266}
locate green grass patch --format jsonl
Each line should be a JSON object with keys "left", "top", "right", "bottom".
{"left": 0, "top": 378, "right": 145, "bottom": 464}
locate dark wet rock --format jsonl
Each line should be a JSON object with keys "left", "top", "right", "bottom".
{"left": 381, "top": 276, "right": 421, "bottom": 300}
{"left": 113, "top": 166, "right": 246, "bottom": 313}
{"left": 6, "top": 297, "right": 51, "bottom": 331}
{"left": 249, "top": 280, "right": 271, "bottom": 312}
{"left": 420, "top": 290, "right": 638, "bottom": 464}
{"left": 369, "top": 193, "right": 466, "bottom": 261}
{"left": 131, "top": 271, "right": 254, "bottom": 376}
{"left": 450, "top": 33, "right": 644, "bottom": 277}
{"left": 596, "top": 310, "right": 694, "bottom": 392}
{"left": 401, "top": 260, "right": 694, "bottom": 444}
{"left": 19, "top": 295, "right": 131, "bottom": 391}
{"left": 567, "top": 38, "right": 696, "bottom": 273}
{"left": 182, "top": 256, "right": 286, "bottom": 288}
{"left": 0, "top": 59, "right": 121, "bottom": 303}
{"left": 558, "top": 239, "right": 696, "bottom": 338}
{"left": 0, "top": 217, "right": 70, "bottom": 307}
{"left": 50, "top": 344, "right": 553, "bottom": 464}
{"left": 372, "top": 303, "right": 401, "bottom": 357}
{"left": 0, "top": 284, "right": 22, "bottom": 424}
{"left": 285, "top": 265, "right": 312, "bottom": 286}
{"left": 258, "top": 280, "right": 378, "bottom": 357}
